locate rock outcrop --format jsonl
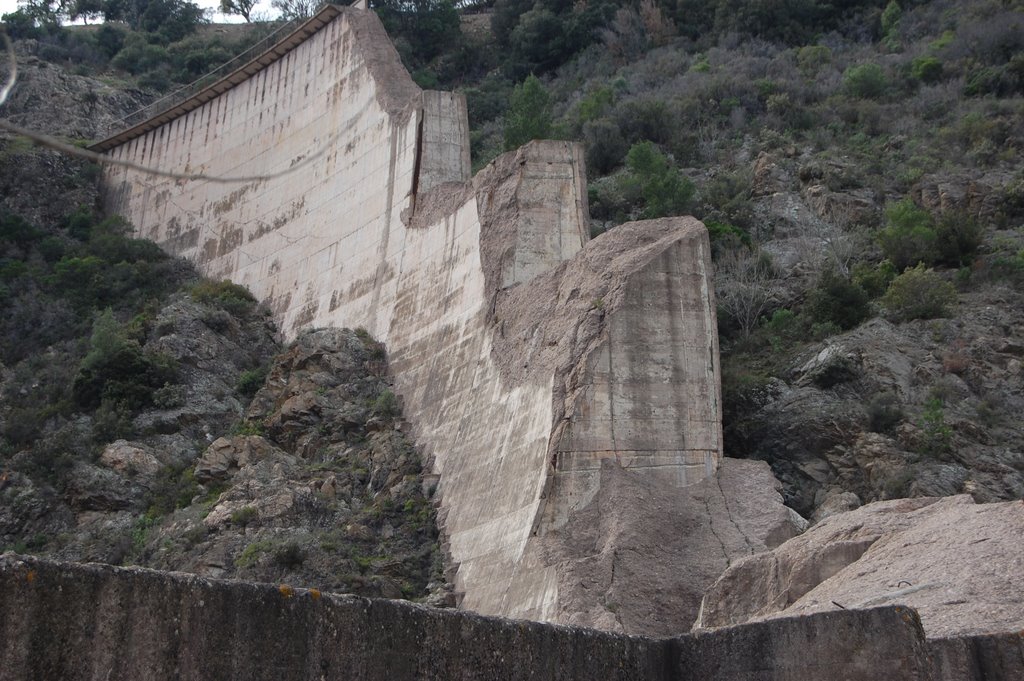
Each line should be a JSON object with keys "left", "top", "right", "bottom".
{"left": 728, "top": 288, "right": 1024, "bottom": 517}
{"left": 695, "top": 496, "right": 1024, "bottom": 639}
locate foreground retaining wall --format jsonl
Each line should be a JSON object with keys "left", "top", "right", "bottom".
{"left": 92, "top": 6, "right": 724, "bottom": 630}
{"left": 5, "top": 555, "right": 990, "bottom": 681}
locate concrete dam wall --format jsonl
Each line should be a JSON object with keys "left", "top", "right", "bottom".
{"left": 91, "top": 5, "right": 724, "bottom": 630}
{"left": 9, "top": 555, "right": 1015, "bottom": 681}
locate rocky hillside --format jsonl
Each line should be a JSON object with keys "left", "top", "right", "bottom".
{"left": 0, "top": 72, "right": 447, "bottom": 602}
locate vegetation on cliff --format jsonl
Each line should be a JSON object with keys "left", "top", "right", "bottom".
{"left": 0, "top": 142, "right": 446, "bottom": 602}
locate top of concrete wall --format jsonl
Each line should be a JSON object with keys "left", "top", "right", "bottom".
{"left": 90, "top": 4, "right": 375, "bottom": 153}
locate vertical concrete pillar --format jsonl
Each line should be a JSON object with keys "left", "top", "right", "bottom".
{"left": 417, "top": 91, "right": 471, "bottom": 193}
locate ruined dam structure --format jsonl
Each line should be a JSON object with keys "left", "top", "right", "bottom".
{"left": 91, "top": 5, "right": 753, "bottom": 632}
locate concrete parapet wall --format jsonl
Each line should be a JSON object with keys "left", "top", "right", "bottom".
{"left": 94, "top": 6, "right": 722, "bottom": 630}
{"left": 3, "top": 555, "right": 986, "bottom": 681}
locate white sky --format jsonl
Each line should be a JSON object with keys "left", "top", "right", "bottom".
{"left": 0, "top": 0, "right": 280, "bottom": 24}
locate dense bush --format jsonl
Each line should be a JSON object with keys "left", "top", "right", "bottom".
{"left": 583, "top": 118, "right": 628, "bottom": 175}
{"left": 806, "top": 269, "right": 871, "bottom": 331}
{"left": 621, "top": 141, "right": 694, "bottom": 219}
{"left": 843, "top": 63, "right": 889, "bottom": 100}
{"left": 934, "top": 212, "right": 982, "bottom": 267}
{"left": 190, "top": 279, "right": 257, "bottom": 316}
{"left": 375, "top": 0, "right": 462, "bottom": 70}
{"left": 881, "top": 264, "right": 958, "bottom": 321}
{"left": 72, "top": 309, "right": 178, "bottom": 411}
{"left": 877, "top": 199, "right": 938, "bottom": 271}
{"left": 237, "top": 366, "right": 269, "bottom": 398}
{"left": 0, "top": 209, "right": 187, "bottom": 365}
{"left": 867, "top": 392, "right": 903, "bottom": 434}
{"left": 911, "top": 56, "right": 944, "bottom": 84}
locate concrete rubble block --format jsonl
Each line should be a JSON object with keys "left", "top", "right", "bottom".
{"left": 677, "top": 606, "right": 934, "bottom": 681}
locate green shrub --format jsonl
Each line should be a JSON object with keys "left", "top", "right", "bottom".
{"left": 230, "top": 506, "right": 258, "bottom": 527}
{"left": 583, "top": 118, "right": 628, "bottom": 175}
{"left": 624, "top": 141, "right": 694, "bottom": 219}
{"left": 934, "top": 212, "right": 982, "bottom": 267}
{"left": 867, "top": 392, "right": 903, "bottom": 434}
{"left": 988, "top": 249, "right": 1024, "bottom": 287}
{"left": 918, "top": 396, "right": 952, "bottom": 457}
{"left": 274, "top": 541, "right": 305, "bottom": 569}
{"left": 235, "top": 540, "right": 273, "bottom": 567}
{"left": 911, "top": 56, "right": 943, "bottom": 84}
{"left": 806, "top": 269, "right": 871, "bottom": 330}
{"left": 190, "top": 279, "right": 256, "bottom": 316}
{"left": 843, "top": 63, "right": 888, "bottom": 99}
{"left": 146, "top": 465, "right": 200, "bottom": 516}
{"left": 231, "top": 419, "right": 265, "bottom": 436}
{"left": 372, "top": 389, "right": 400, "bottom": 418}
{"left": 73, "top": 309, "right": 178, "bottom": 411}
{"left": 881, "top": 0, "right": 901, "bottom": 46}
{"left": 877, "top": 200, "right": 938, "bottom": 270}
{"left": 852, "top": 260, "right": 897, "bottom": 299}
{"left": 881, "top": 264, "right": 957, "bottom": 321}
{"left": 705, "top": 221, "right": 751, "bottom": 250}
{"left": 237, "top": 366, "right": 268, "bottom": 398}
{"left": 92, "top": 397, "right": 135, "bottom": 441}
{"left": 577, "top": 86, "right": 615, "bottom": 124}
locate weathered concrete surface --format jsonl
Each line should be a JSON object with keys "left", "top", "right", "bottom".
{"left": 1, "top": 554, "right": 978, "bottom": 681}
{"left": 93, "top": 6, "right": 731, "bottom": 632}
{"left": 532, "top": 458, "right": 806, "bottom": 635}
{"left": 695, "top": 496, "right": 1024, "bottom": 639}
{"left": 929, "top": 634, "right": 1024, "bottom": 681}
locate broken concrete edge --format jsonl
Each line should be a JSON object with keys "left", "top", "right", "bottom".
{"left": 5, "top": 554, "right": 1018, "bottom": 681}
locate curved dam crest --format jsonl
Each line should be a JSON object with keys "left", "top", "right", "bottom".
{"left": 92, "top": 4, "right": 735, "bottom": 632}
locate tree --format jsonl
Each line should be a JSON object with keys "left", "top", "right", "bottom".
{"left": 373, "top": 0, "right": 462, "bottom": 68}
{"left": 715, "top": 247, "right": 779, "bottom": 338}
{"left": 623, "top": 141, "right": 694, "bottom": 219}
{"left": 8, "top": 0, "right": 63, "bottom": 32}
{"left": 219, "top": 0, "right": 257, "bottom": 21}
{"left": 68, "top": 0, "right": 104, "bottom": 23}
{"left": 271, "top": 0, "right": 317, "bottom": 20}
{"left": 503, "top": 74, "right": 552, "bottom": 150}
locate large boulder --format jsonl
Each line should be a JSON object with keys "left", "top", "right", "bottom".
{"left": 193, "top": 436, "right": 292, "bottom": 484}
{"left": 695, "top": 495, "right": 1024, "bottom": 639}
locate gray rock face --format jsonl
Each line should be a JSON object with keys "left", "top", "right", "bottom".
{"left": 2, "top": 51, "right": 152, "bottom": 139}
{"left": 99, "top": 440, "right": 161, "bottom": 478}
{"left": 193, "top": 435, "right": 290, "bottom": 483}
{"left": 695, "top": 496, "right": 1024, "bottom": 639}
{"left": 729, "top": 291, "right": 1024, "bottom": 518}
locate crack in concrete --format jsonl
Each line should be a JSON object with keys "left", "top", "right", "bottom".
{"left": 717, "top": 473, "right": 756, "bottom": 556}
{"left": 702, "top": 486, "right": 731, "bottom": 564}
